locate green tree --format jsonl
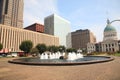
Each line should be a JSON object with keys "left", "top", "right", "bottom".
{"left": 72, "top": 48, "right": 77, "bottom": 53}
{"left": 19, "top": 40, "right": 33, "bottom": 55}
{"left": 36, "top": 44, "right": 47, "bottom": 54}
{"left": 58, "top": 45, "right": 66, "bottom": 53}
{"left": 47, "top": 45, "right": 59, "bottom": 53}
{"left": 82, "top": 48, "right": 87, "bottom": 53}
{"left": 66, "top": 48, "right": 77, "bottom": 53}
{"left": 66, "top": 48, "right": 72, "bottom": 53}
{"left": 30, "top": 48, "right": 39, "bottom": 57}
{"left": 0, "top": 43, "right": 3, "bottom": 50}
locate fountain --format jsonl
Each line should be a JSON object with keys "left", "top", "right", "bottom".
{"left": 42, "top": 52, "right": 62, "bottom": 59}
{"left": 67, "top": 52, "right": 83, "bottom": 60}
{"left": 39, "top": 52, "right": 83, "bottom": 60}
{"left": 8, "top": 51, "right": 114, "bottom": 66}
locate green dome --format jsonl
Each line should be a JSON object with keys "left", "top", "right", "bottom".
{"left": 104, "top": 24, "right": 116, "bottom": 32}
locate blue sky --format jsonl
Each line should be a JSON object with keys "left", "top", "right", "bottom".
{"left": 24, "top": 0, "right": 120, "bottom": 42}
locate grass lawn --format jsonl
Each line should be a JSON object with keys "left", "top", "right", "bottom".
{"left": 114, "top": 53, "right": 120, "bottom": 57}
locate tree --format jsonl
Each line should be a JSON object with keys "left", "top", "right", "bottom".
{"left": 72, "top": 48, "right": 77, "bottom": 53}
{"left": 58, "top": 45, "right": 66, "bottom": 53}
{"left": 47, "top": 45, "right": 59, "bottom": 53}
{"left": 36, "top": 44, "right": 47, "bottom": 54}
{"left": 0, "top": 43, "right": 3, "bottom": 50}
{"left": 30, "top": 48, "right": 39, "bottom": 57}
{"left": 82, "top": 48, "right": 87, "bottom": 53}
{"left": 66, "top": 48, "right": 73, "bottom": 53}
{"left": 66, "top": 48, "right": 77, "bottom": 53}
{"left": 19, "top": 40, "right": 33, "bottom": 55}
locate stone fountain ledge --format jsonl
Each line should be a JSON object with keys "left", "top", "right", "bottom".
{"left": 8, "top": 56, "right": 114, "bottom": 66}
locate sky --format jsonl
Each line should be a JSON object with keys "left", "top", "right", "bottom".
{"left": 24, "top": 0, "right": 120, "bottom": 42}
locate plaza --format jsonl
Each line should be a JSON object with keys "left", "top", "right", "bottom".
{"left": 0, "top": 0, "right": 120, "bottom": 80}
{"left": 0, "top": 56, "right": 120, "bottom": 80}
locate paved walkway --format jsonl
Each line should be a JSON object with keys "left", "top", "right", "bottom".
{"left": 0, "top": 56, "right": 120, "bottom": 80}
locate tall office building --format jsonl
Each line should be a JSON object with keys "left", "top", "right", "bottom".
{"left": 72, "top": 29, "right": 96, "bottom": 50}
{"left": 0, "top": 0, "right": 23, "bottom": 28}
{"left": 44, "top": 14, "right": 71, "bottom": 48}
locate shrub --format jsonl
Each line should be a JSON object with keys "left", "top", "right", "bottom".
{"left": 0, "top": 43, "right": 3, "bottom": 50}
{"left": 19, "top": 40, "right": 33, "bottom": 55}
{"left": 36, "top": 44, "right": 47, "bottom": 54}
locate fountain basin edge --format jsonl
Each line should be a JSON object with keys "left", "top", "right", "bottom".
{"left": 8, "top": 56, "right": 114, "bottom": 66}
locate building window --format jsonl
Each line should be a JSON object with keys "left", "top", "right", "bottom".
{"left": 109, "top": 44, "right": 111, "bottom": 47}
{"left": 106, "top": 44, "right": 107, "bottom": 47}
{"left": 112, "top": 48, "right": 114, "bottom": 52}
{"left": 5, "top": 0, "right": 9, "bottom": 14}
{"left": 109, "top": 48, "right": 111, "bottom": 51}
{"left": 112, "top": 44, "right": 114, "bottom": 47}
{"left": 106, "top": 49, "right": 108, "bottom": 52}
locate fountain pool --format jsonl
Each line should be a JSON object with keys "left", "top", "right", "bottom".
{"left": 8, "top": 52, "right": 114, "bottom": 66}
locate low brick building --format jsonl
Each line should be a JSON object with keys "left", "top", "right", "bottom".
{"left": 24, "top": 23, "right": 44, "bottom": 33}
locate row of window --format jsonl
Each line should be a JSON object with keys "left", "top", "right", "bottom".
{"left": 105, "top": 34, "right": 116, "bottom": 37}
{"left": 103, "top": 43, "right": 118, "bottom": 47}
{"left": 0, "top": 25, "right": 59, "bottom": 52}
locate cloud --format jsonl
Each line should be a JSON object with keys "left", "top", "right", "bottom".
{"left": 24, "top": 0, "right": 59, "bottom": 27}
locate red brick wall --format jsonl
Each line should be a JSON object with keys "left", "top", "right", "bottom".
{"left": 24, "top": 23, "right": 44, "bottom": 33}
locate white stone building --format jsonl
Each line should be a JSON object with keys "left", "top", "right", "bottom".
{"left": 87, "top": 19, "right": 120, "bottom": 53}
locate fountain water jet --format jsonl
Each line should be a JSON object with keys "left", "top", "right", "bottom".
{"left": 67, "top": 52, "right": 83, "bottom": 60}
{"left": 40, "top": 52, "right": 83, "bottom": 60}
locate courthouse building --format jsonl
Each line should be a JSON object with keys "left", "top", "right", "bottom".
{"left": 87, "top": 19, "right": 120, "bottom": 53}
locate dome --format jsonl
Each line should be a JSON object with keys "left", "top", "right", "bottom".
{"left": 104, "top": 24, "right": 116, "bottom": 32}
{"left": 103, "top": 19, "right": 118, "bottom": 41}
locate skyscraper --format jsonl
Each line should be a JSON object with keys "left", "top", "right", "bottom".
{"left": 0, "top": 0, "right": 23, "bottom": 28}
{"left": 44, "top": 14, "right": 71, "bottom": 47}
